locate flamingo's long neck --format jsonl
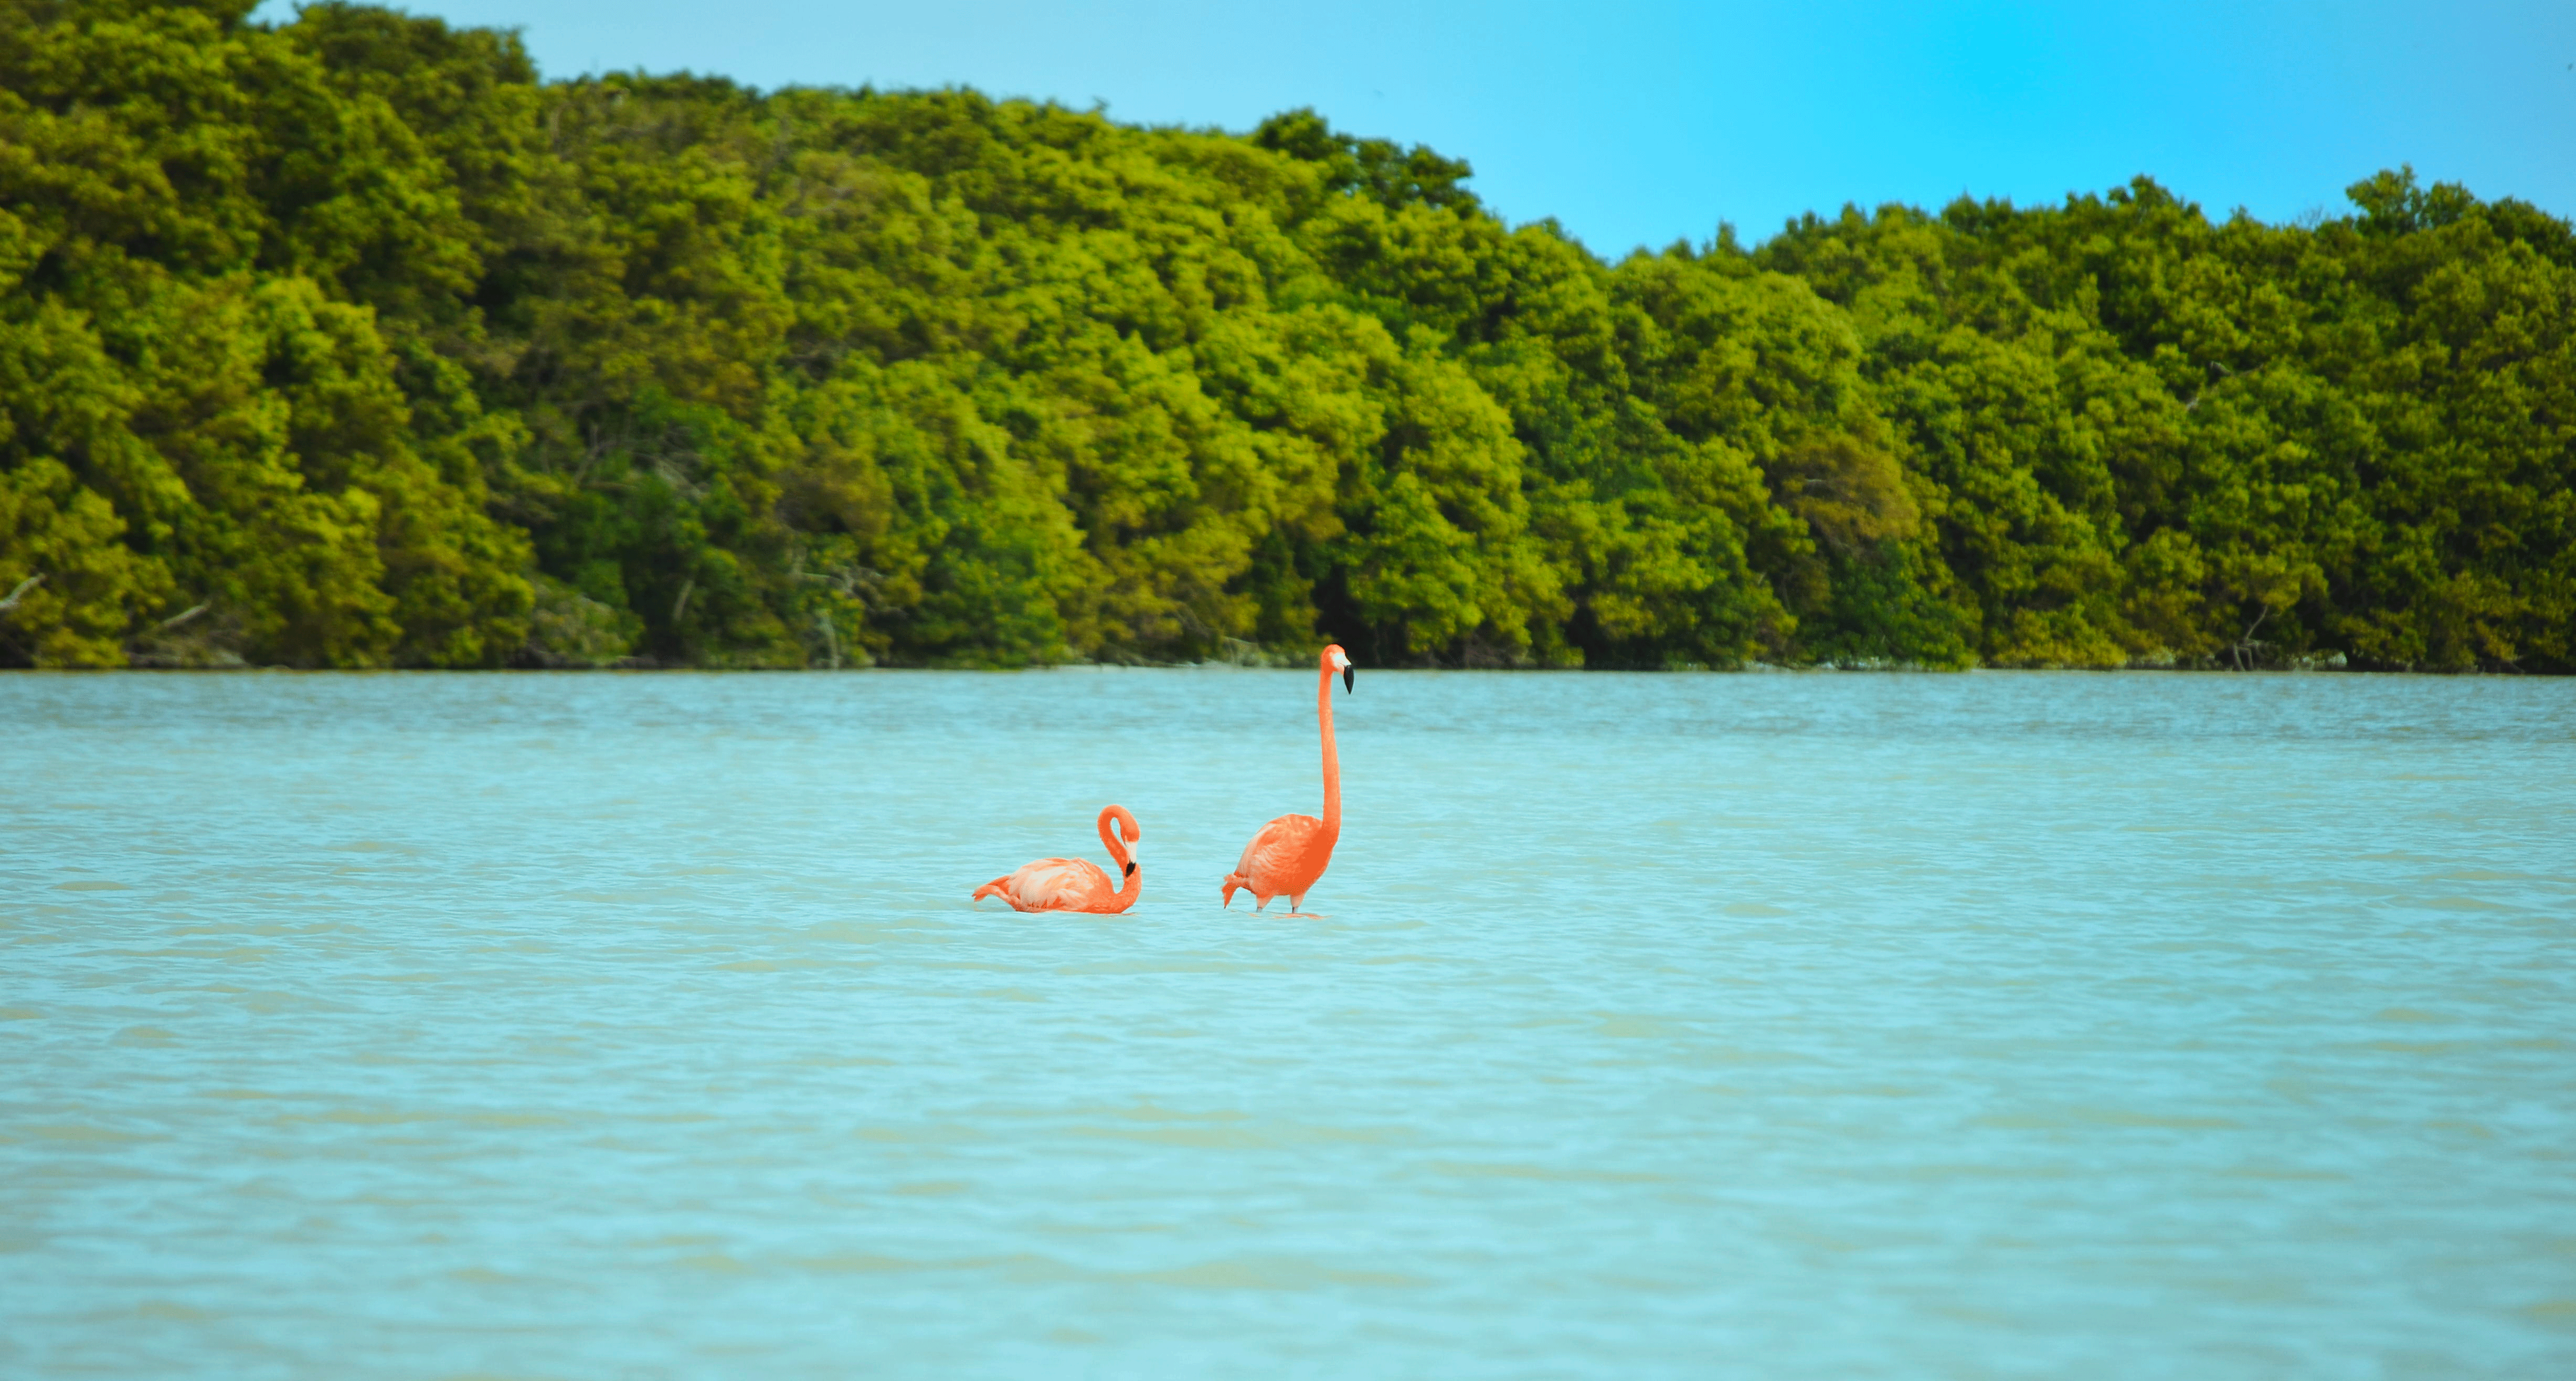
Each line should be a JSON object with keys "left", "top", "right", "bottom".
{"left": 1318, "top": 661, "right": 1341, "bottom": 842}
{"left": 1098, "top": 810, "right": 1141, "bottom": 909}
{"left": 1096, "top": 811, "right": 1127, "bottom": 871}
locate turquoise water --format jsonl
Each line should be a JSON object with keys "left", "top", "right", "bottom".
{"left": 5, "top": 670, "right": 2573, "bottom": 1378}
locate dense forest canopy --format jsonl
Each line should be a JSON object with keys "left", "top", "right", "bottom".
{"left": 3, "top": 0, "right": 2570, "bottom": 671}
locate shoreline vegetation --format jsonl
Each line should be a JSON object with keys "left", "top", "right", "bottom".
{"left": 3, "top": 1, "right": 2570, "bottom": 674}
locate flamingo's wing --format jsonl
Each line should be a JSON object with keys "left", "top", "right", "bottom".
{"left": 1008, "top": 857, "right": 1112, "bottom": 910}
{"left": 1235, "top": 814, "right": 1321, "bottom": 885}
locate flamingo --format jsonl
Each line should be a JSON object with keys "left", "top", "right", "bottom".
{"left": 972, "top": 805, "right": 1142, "bottom": 913}
{"left": 1223, "top": 644, "right": 1354, "bottom": 915}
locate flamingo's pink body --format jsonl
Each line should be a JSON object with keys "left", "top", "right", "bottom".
{"left": 974, "top": 805, "right": 1142, "bottom": 913}
{"left": 1223, "top": 645, "right": 1352, "bottom": 915}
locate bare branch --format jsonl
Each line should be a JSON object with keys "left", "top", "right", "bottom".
{"left": 0, "top": 573, "right": 41, "bottom": 613}
{"left": 815, "top": 608, "right": 840, "bottom": 670}
{"left": 2231, "top": 606, "right": 2273, "bottom": 671}
{"left": 158, "top": 602, "right": 208, "bottom": 629}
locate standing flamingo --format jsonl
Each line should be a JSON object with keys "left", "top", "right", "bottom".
{"left": 973, "top": 806, "right": 1142, "bottom": 913}
{"left": 1223, "top": 644, "right": 1354, "bottom": 915}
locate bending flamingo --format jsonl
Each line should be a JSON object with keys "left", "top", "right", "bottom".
{"left": 1223, "top": 644, "right": 1354, "bottom": 915}
{"left": 973, "top": 805, "right": 1142, "bottom": 913}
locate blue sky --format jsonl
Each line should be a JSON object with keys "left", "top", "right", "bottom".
{"left": 252, "top": 0, "right": 2575, "bottom": 258}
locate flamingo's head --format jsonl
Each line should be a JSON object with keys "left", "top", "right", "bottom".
{"left": 1324, "top": 644, "right": 1354, "bottom": 694}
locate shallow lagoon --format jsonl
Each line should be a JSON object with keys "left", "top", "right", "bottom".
{"left": 5, "top": 670, "right": 2573, "bottom": 1377}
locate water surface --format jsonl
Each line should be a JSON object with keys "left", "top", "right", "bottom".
{"left": 5, "top": 670, "right": 2573, "bottom": 1377}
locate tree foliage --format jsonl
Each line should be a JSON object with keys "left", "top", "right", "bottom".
{"left": 5, "top": 0, "right": 2569, "bottom": 670}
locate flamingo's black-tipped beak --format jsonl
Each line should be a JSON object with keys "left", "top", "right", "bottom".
{"left": 1124, "top": 861, "right": 1137, "bottom": 876}
{"left": 1342, "top": 666, "right": 1354, "bottom": 694}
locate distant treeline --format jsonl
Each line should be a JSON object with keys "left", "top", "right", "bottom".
{"left": 4, "top": 0, "right": 2571, "bottom": 671}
